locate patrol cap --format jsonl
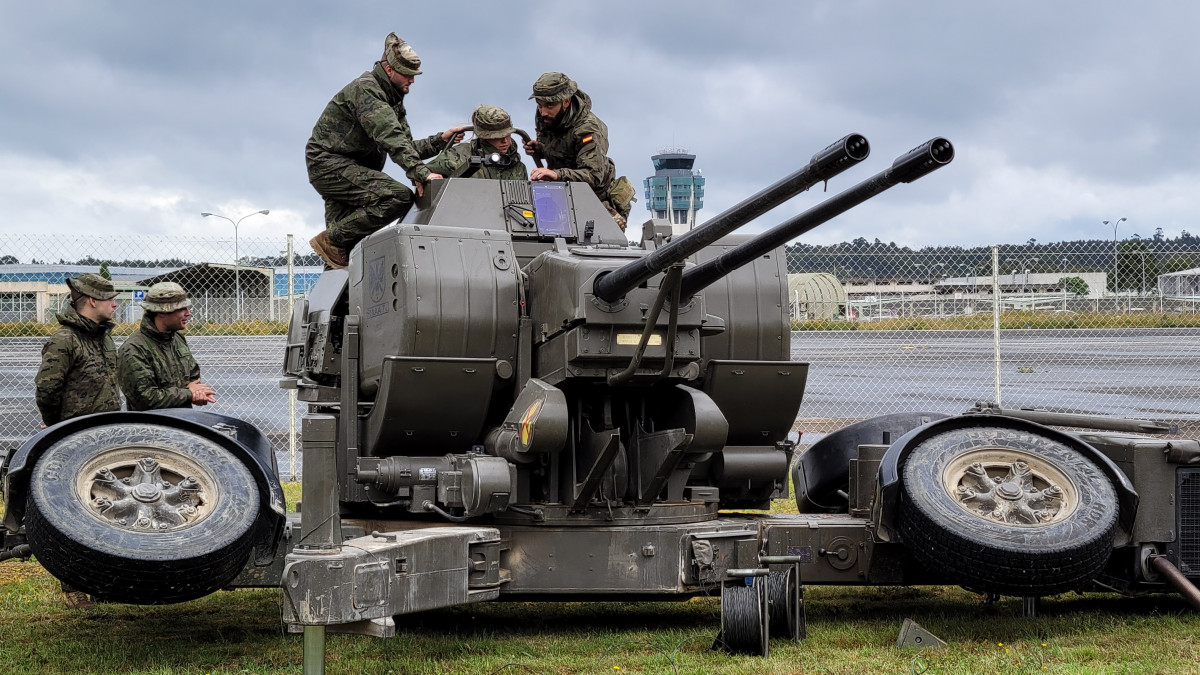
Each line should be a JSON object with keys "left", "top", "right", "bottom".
{"left": 141, "top": 282, "right": 192, "bottom": 313}
{"left": 529, "top": 72, "right": 577, "bottom": 103}
{"left": 67, "top": 273, "right": 117, "bottom": 301}
{"left": 382, "top": 33, "right": 422, "bottom": 76}
{"left": 471, "top": 105, "right": 516, "bottom": 140}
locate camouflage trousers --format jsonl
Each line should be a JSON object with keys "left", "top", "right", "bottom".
{"left": 309, "top": 162, "right": 415, "bottom": 250}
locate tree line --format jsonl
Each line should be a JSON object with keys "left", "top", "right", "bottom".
{"left": 785, "top": 233, "right": 1200, "bottom": 292}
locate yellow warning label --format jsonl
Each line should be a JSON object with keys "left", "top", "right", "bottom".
{"left": 519, "top": 399, "right": 544, "bottom": 447}
{"left": 617, "top": 333, "right": 662, "bottom": 346}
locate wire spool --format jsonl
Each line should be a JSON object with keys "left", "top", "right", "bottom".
{"left": 718, "top": 577, "right": 769, "bottom": 656}
{"left": 767, "top": 568, "right": 798, "bottom": 639}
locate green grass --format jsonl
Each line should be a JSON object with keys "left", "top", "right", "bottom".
{"left": 2, "top": 560, "right": 1198, "bottom": 674}
{"left": 3, "top": 489, "right": 1196, "bottom": 673}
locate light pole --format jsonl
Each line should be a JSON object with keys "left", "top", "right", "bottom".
{"left": 201, "top": 210, "right": 270, "bottom": 320}
{"left": 1061, "top": 257, "right": 1069, "bottom": 310}
{"left": 1138, "top": 250, "right": 1146, "bottom": 297}
{"left": 866, "top": 267, "right": 879, "bottom": 319}
{"left": 1103, "top": 217, "right": 1126, "bottom": 300}
{"left": 1005, "top": 257, "right": 1038, "bottom": 307}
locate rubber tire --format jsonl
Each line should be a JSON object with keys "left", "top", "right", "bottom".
{"left": 25, "top": 422, "right": 260, "bottom": 604}
{"left": 899, "top": 425, "right": 1118, "bottom": 596}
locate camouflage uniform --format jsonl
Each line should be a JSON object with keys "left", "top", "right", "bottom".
{"left": 425, "top": 138, "right": 528, "bottom": 180}
{"left": 305, "top": 35, "right": 448, "bottom": 253}
{"left": 34, "top": 275, "right": 121, "bottom": 425}
{"left": 118, "top": 286, "right": 202, "bottom": 411}
{"left": 531, "top": 73, "right": 635, "bottom": 226}
{"left": 426, "top": 106, "right": 528, "bottom": 180}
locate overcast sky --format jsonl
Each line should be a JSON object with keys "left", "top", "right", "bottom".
{"left": 1, "top": 1, "right": 1196, "bottom": 257}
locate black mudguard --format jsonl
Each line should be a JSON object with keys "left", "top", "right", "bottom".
{"left": 874, "top": 414, "right": 1139, "bottom": 540}
{"left": 2, "top": 409, "right": 286, "bottom": 566}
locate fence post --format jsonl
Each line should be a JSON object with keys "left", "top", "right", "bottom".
{"left": 991, "top": 245, "right": 1002, "bottom": 406}
{"left": 287, "top": 234, "right": 297, "bottom": 481}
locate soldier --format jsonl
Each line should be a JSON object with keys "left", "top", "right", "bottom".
{"left": 118, "top": 282, "right": 216, "bottom": 411}
{"left": 425, "top": 105, "right": 529, "bottom": 181}
{"left": 523, "top": 72, "right": 635, "bottom": 230}
{"left": 306, "top": 32, "right": 467, "bottom": 269}
{"left": 35, "top": 273, "right": 122, "bottom": 427}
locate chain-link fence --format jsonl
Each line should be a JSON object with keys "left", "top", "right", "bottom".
{"left": 3, "top": 234, "right": 1199, "bottom": 478}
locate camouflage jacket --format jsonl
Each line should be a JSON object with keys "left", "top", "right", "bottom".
{"left": 35, "top": 306, "right": 121, "bottom": 425}
{"left": 305, "top": 62, "right": 448, "bottom": 184}
{"left": 117, "top": 315, "right": 201, "bottom": 411}
{"left": 425, "top": 138, "right": 529, "bottom": 181}
{"left": 534, "top": 89, "right": 616, "bottom": 201}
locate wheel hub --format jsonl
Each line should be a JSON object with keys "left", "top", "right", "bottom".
{"left": 943, "top": 451, "right": 1077, "bottom": 526}
{"left": 84, "top": 455, "right": 210, "bottom": 532}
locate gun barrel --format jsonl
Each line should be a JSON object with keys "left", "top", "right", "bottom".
{"left": 592, "top": 133, "right": 869, "bottom": 304}
{"left": 679, "top": 137, "right": 953, "bottom": 299}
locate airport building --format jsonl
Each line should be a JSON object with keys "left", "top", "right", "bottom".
{"left": 643, "top": 149, "right": 704, "bottom": 236}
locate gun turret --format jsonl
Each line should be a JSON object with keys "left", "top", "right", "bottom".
{"left": 592, "top": 133, "right": 870, "bottom": 304}
{"left": 679, "top": 137, "right": 954, "bottom": 299}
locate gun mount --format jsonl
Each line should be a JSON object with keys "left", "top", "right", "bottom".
{"left": 8, "top": 132, "right": 1199, "bottom": 669}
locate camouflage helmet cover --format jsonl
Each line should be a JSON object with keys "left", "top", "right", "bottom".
{"left": 141, "top": 282, "right": 192, "bottom": 313}
{"left": 382, "top": 33, "right": 422, "bottom": 76}
{"left": 67, "top": 273, "right": 117, "bottom": 301}
{"left": 529, "top": 72, "right": 578, "bottom": 103}
{"left": 471, "top": 105, "right": 516, "bottom": 140}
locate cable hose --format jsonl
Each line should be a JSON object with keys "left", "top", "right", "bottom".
{"left": 719, "top": 579, "right": 766, "bottom": 655}
{"left": 767, "top": 569, "right": 795, "bottom": 638}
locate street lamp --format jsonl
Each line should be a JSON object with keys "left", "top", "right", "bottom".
{"left": 1102, "top": 217, "right": 1126, "bottom": 298}
{"left": 1005, "top": 256, "right": 1038, "bottom": 306}
{"left": 1061, "top": 257, "right": 1069, "bottom": 310}
{"left": 867, "top": 266, "right": 880, "bottom": 318}
{"left": 200, "top": 209, "right": 270, "bottom": 320}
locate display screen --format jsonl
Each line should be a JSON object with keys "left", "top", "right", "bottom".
{"left": 531, "top": 182, "right": 574, "bottom": 237}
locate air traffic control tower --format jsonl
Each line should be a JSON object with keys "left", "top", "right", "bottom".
{"left": 643, "top": 149, "right": 704, "bottom": 236}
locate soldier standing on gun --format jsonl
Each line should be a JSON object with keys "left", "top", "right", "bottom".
{"left": 425, "top": 105, "right": 529, "bottom": 180}
{"left": 35, "top": 273, "right": 121, "bottom": 428}
{"left": 118, "top": 282, "right": 216, "bottom": 410}
{"left": 523, "top": 72, "right": 635, "bottom": 230}
{"left": 306, "top": 32, "right": 467, "bottom": 269}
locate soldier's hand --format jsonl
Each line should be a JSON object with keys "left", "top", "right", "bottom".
{"left": 530, "top": 168, "right": 558, "bottom": 181}
{"left": 188, "top": 381, "right": 217, "bottom": 406}
{"left": 441, "top": 126, "right": 467, "bottom": 144}
{"left": 414, "top": 181, "right": 425, "bottom": 198}
{"left": 523, "top": 139, "right": 542, "bottom": 155}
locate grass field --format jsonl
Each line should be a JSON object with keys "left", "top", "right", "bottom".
{"left": 2, "top": 486, "right": 1198, "bottom": 673}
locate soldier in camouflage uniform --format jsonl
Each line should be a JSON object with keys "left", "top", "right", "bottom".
{"left": 523, "top": 72, "right": 636, "bottom": 230}
{"left": 35, "top": 273, "right": 121, "bottom": 427}
{"left": 305, "top": 33, "right": 467, "bottom": 269}
{"left": 118, "top": 282, "right": 216, "bottom": 411}
{"left": 425, "top": 105, "right": 529, "bottom": 181}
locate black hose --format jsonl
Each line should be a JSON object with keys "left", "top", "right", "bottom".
{"left": 422, "top": 501, "right": 470, "bottom": 523}
{"left": 0, "top": 544, "right": 32, "bottom": 562}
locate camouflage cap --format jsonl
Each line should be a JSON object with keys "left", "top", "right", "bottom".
{"left": 529, "top": 72, "right": 577, "bottom": 103}
{"left": 471, "top": 105, "right": 516, "bottom": 140}
{"left": 67, "top": 273, "right": 117, "bottom": 301}
{"left": 141, "top": 282, "right": 192, "bottom": 313}
{"left": 382, "top": 33, "right": 422, "bottom": 76}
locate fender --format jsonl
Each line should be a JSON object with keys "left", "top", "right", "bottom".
{"left": 2, "top": 409, "right": 286, "bottom": 565}
{"left": 874, "top": 414, "right": 1139, "bottom": 540}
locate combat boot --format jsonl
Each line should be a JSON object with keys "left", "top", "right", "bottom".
{"left": 310, "top": 231, "right": 348, "bottom": 270}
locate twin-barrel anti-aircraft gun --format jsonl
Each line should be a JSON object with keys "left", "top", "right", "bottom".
{"left": 3, "top": 134, "right": 1200, "bottom": 668}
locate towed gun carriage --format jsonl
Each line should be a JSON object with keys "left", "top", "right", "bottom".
{"left": 3, "top": 134, "right": 1200, "bottom": 665}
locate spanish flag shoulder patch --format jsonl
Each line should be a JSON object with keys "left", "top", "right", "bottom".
{"left": 580, "top": 134, "right": 594, "bottom": 144}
